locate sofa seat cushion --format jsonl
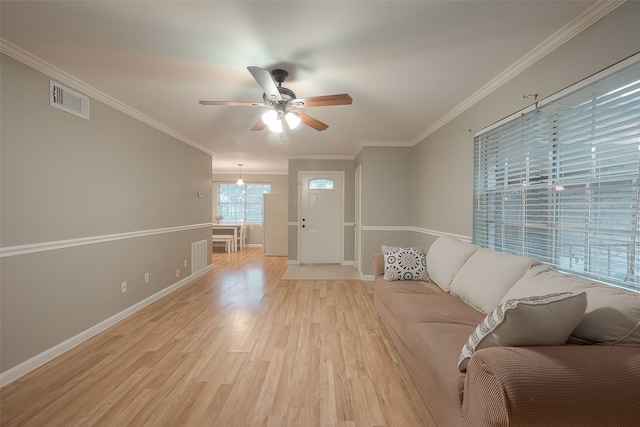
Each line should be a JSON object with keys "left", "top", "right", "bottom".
{"left": 375, "top": 277, "right": 443, "bottom": 296}
{"left": 450, "top": 249, "right": 538, "bottom": 314}
{"left": 503, "top": 265, "right": 640, "bottom": 345}
{"left": 412, "top": 323, "right": 476, "bottom": 413}
{"left": 375, "top": 280, "right": 485, "bottom": 327}
{"left": 374, "top": 289, "right": 479, "bottom": 427}
{"left": 426, "top": 235, "right": 479, "bottom": 291}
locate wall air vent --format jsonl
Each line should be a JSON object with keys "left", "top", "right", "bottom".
{"left": 50, "top": 81, "right": 90, "bottom": 119}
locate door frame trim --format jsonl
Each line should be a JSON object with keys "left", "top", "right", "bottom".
{"left": 297, "top": 170, "right": 345, "bottom": 264}
{"left": 354, "top": 164, "right": 362, "bottom": 273}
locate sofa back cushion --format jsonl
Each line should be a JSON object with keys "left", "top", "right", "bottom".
{"left": 502, "top": 265, "right": 640, "bottom": 345}
{"left": 450, "top": 249, "right": 538, "bottom": 314}
{"left": 426, "top": 235, "right": 478, "bottom": 291}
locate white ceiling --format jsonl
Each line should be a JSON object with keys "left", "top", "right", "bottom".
{"left": 1, "top": 1, "right": 603, "bottom": 174}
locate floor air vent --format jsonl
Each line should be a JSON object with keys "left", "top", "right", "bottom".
{"left": 191, "top": 240, "right": 208, "bottom": 274}
{"left": 50, "top": 81, "right": 90, "bottom": 119}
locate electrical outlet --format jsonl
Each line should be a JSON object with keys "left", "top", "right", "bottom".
{"left": 144, "top": 273, "right": 149, "bottom": 284}
{"left": 121, "top": 282, "right": 127, "bottom": 293}
{"left": 176, "top": 269, "right": 180, "bottom": 277}
{"left": 183, "top": 259, "right": 187, "bottom": 268}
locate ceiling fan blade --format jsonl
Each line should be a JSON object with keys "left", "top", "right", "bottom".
{"left": 251, "top": 119, "right": 267, "bottom": 131}
{"left": 297, "top": 111, "right": 329, "bottom": 131}
{"left": 247, "top": 66, "right": 282, "bottom": 102}
{"left": 291, "top": 93, "right": 352, "bottom": 108}
{"left": 199, "top": 101, "right": 265, "bottom": 107}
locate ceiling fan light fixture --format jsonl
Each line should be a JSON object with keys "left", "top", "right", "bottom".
{"left": 268, "top": 119, "right": 283, "bottom": 134}
{"left": 261, "top": 110, "right": 278, "bottom": 126}
{"left": 285, "top": 112, "right": 301, "bottom": 129}
{"left": 200, "top": 66, "right": 352, "bottom": 133}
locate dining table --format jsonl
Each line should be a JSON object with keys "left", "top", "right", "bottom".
{"left": 212, "top": 223, "right": 243, "bottom": 252}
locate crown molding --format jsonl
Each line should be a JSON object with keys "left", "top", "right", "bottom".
{"left": 0, "top": 38, "right": 215, "bottom": 157}
{"left": 2, "top": 0, "right": 623, "bottom": 161}
{"left": 287, "top": 154, "right": 355, "bottom": 161}
{"left": 359, "top": 140, "right": 413, "bottom": 147}
{"left": 409, "top": 0, "right": 626, "bottom": 146}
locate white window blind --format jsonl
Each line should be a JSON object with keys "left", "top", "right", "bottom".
{"left": 474, "top": 57, "right": 640, "bottom": 291}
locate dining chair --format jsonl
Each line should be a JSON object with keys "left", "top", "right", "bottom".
{"left": 236, "top": 222, "right": 247, "bottom": 250}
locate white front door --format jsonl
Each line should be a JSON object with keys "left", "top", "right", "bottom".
{"left": 299, "top": 171, "right": 343, "bottom": 264}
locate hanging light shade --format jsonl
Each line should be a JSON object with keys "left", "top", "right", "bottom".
{"left": 268, "top": 119, "right": 283, "bottom": 134}
{"left": 236, "top": 163, "right": 244, "bottom": 186}
{"left": 262, "top": 109, "right": 300, "bottom": 133}
{"left": 285, "top": 112, "right": 301, "bottom": 129}
{"left": 261, "top": 110, "right": 278, "bottom": 126}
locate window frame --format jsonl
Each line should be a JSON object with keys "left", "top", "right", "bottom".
{"left": 473, "top": 54, "right": 640, "bottom": 291}
{"left": 216, "top": 183, "right": 271, "bottom": 224}
{"left": 308, "top": 179, "right": 335, "bottom": 190}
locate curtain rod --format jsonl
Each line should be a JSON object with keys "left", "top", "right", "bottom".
{"left": 474, "top": 51, "right": 640, "bottom": 137}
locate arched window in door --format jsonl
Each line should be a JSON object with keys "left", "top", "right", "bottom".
{"left": 308, "top": 179, "right": 334, "bottom": 190}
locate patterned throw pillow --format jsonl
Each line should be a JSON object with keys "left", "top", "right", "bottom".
{"left": 457, "top": 291, "right": 587, "bottom": 372}
{"left": 382, "top": 246, "right": 429, "bottom": 282}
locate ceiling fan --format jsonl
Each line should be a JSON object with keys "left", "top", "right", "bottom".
{"left": 199, "top": 66, "right": 352, "bottom": 132}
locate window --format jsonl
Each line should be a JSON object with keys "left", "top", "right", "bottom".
{"left": 474, "top": 57, "right": 640, "bottom": 291}
{"left": 217, "top": 183, "right": 271, "bottom": 223}
{"left": 308, "top": 179, "right": 334, "bottom": 190}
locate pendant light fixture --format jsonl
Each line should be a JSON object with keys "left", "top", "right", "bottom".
{"left": 236, "top": 163, "right": 244, "bottom": 186}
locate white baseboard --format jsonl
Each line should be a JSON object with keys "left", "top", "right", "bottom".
{"left": 0, "top": 265, "right": 213, "bottom": 387}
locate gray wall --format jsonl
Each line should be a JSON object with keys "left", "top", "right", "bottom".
{"left": 409, "top": 1, "right": 640, "bottom": 248}
{"left": 356, "top": 1, "right": 640, "bottom": 276}
{"left": 287, "top": 159, "right": 355, "bottom": 263}
{"left": 211, "top": 172, "right": 288, "bottom": 245}
{"left": 358, "top": 146, "right": 412, "bottom": 227}
{"left": 356, "top": 146, "right": 413, "bottom": 274}
{"left": 1, "top": 54, "right": 212, "bottom": 373}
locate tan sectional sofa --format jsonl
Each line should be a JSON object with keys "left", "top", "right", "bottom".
{"left": 373, "top": 236, "right": 640, "bottom": 426}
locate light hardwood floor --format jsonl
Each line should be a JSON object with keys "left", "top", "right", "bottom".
{"left": 0, "top": 248, "right": 435, "bottom": 426}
